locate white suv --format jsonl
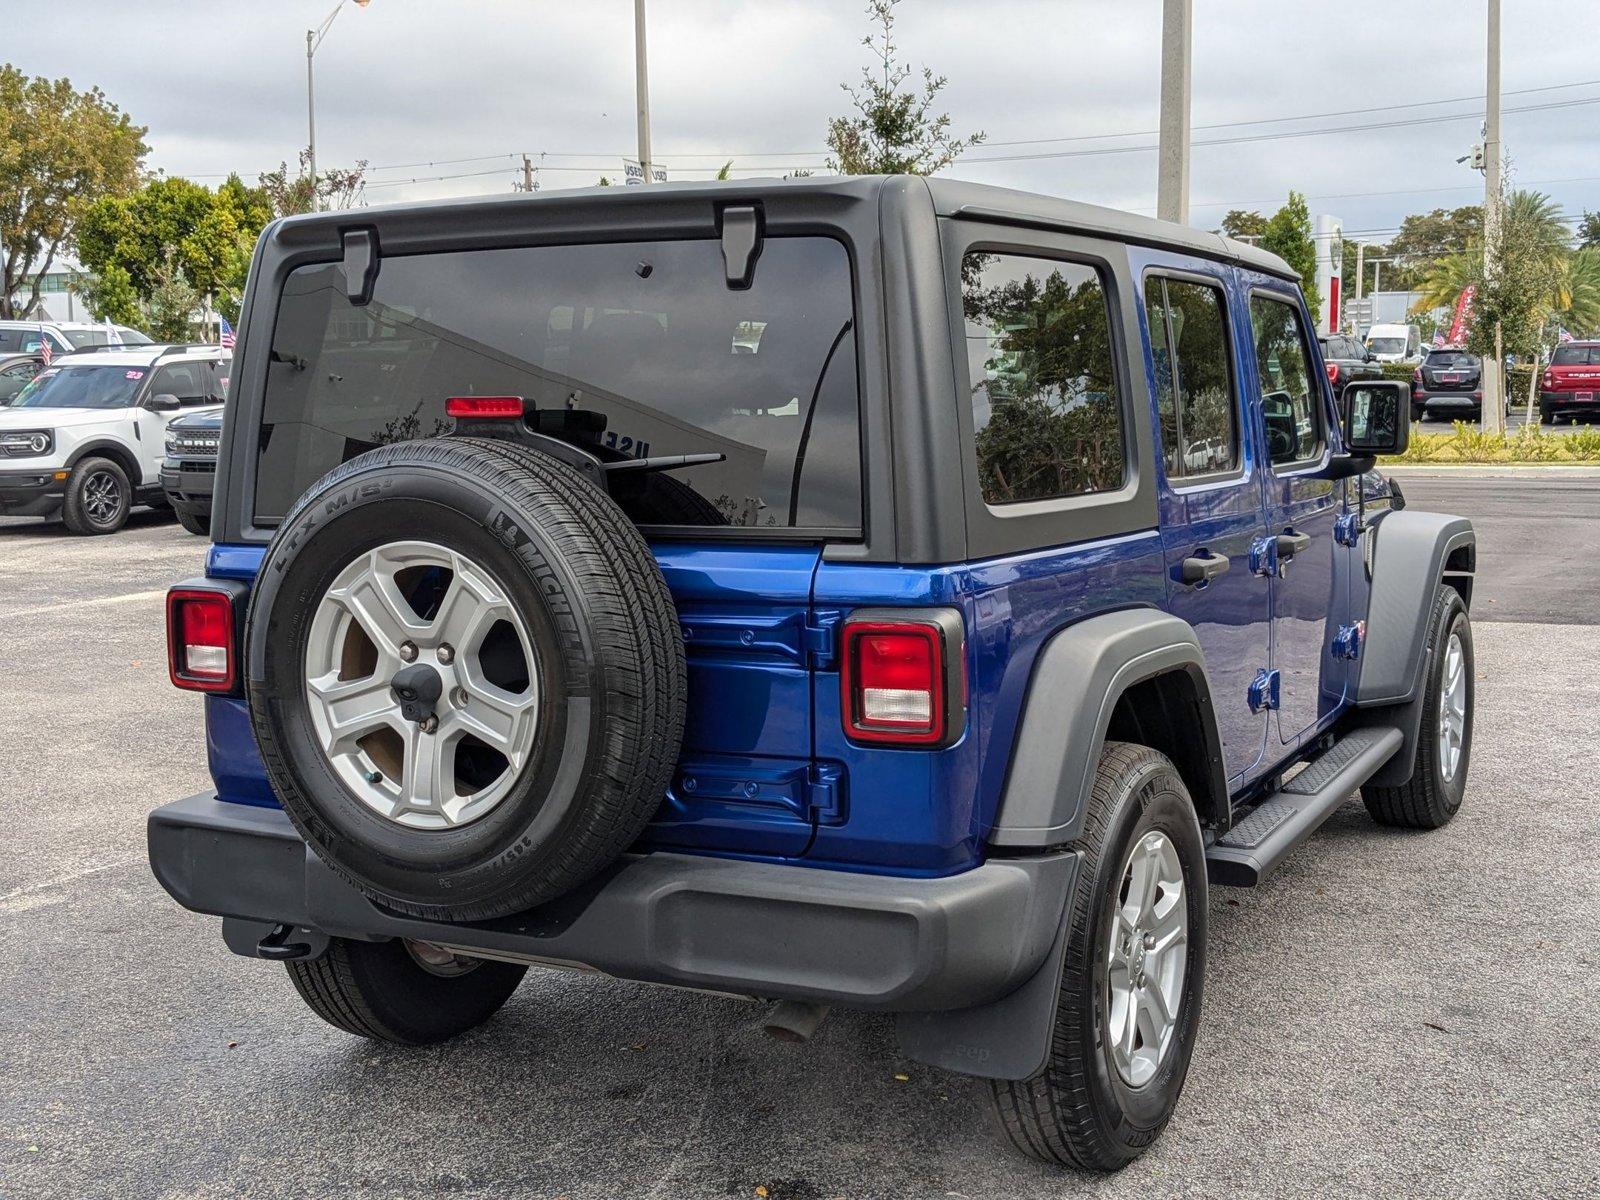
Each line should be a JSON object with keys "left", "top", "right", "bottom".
{"left": 0, "top": 345, "right": 229, "bottom": 534}
{"left": 0, "top": 320, "right": 153, "bottom": 357}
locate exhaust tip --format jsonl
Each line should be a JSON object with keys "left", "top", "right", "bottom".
{"left": 761, "top": 1000, "right": 830, "bottom": 1044}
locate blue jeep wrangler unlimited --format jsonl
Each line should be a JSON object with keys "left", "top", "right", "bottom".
{"left": 150, "top": 176, "right": 1475, "bottom": 1171}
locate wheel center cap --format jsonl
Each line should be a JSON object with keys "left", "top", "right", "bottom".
{"left": 390, "top": 662, "right": 445, "bottom": 724}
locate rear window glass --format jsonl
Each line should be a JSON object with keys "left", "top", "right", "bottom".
{"left": 1551, "top": 345, "right": 1597, "bottom": 366}
{"left": 1425, "top": 351, "right": 1476, "bottom": 368}
{"left": 253, "top": 237, "right": 861, "bottom": 529}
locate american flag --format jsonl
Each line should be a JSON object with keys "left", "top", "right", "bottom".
{"left": 219, "top": 316, "right": 237, "bottom": 349}
{"left": 1558, "top": 327, "right": 1574, "bottom": 343}
{"left": 37, "top": 325, "right": 52, "bottom": 366}
{"left": 1432, "top": 332, "right": 1446, "bottom": 347}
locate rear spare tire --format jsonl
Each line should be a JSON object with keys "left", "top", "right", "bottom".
{"left": 245, "top": 437, "right": 686, "bottom": 921}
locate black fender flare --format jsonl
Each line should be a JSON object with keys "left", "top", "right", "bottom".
{"left": 65, "top": 438, "right": 146, "bottom": 489}
{"left": 1353, "top": 509, "right": 1475, "bottom": 787}
{"left": 986, "top": 607, "right": 1227, "bottom": 849}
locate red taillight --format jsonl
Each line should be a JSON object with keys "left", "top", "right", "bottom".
{"left": 445, "top": 396, "right": 525, "bottom": 418}
{"left": 1543, "top": 371, "right": 1555, "bottom": 390}
{"left": 841, "top": 617, "right": 960, "bottom": 746}
{"left": 1325, "top": 362, "right": 1341, "bottom": 386}
{"left": 1412, "top": 367, "right": 1423, "bottom": 385}
{"left": 167, "top": 588, "right": 236, "bottom": 692}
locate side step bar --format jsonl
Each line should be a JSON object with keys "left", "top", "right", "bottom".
{"left": 1206, "top": 726, "right": 1403, "bottom": 887}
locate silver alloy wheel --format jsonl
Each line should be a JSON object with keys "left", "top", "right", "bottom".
{"left": 1437, "top": 631, "right": 1467, "bottom": 782}
{"left": 303, "top": 541, "right": 539, "bottom": 830}
{"left": 83, "top": 469, "right": 122, "bottom": 524}
{"left": 1106, "top": 829, "right": 1188, "bottom": 1088}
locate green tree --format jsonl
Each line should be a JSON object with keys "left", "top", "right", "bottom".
{"left": 0, "top": 65, "right": 147, "bottom": 318}
{"left": 257, "top": 148, "right": 366, "bottom": 217}
{"left": 143, "top": 247, "right": 201, "bottom": 341}
{"left": 1260, "top": 191, "right": 1319, "bottom": 327}
{"left": 825, "top": 0, "right": 984, "bottom": 175}
{"left": 1383, "top": 205, "right": 1481, "bottom": 291}
{"left": 74, "top": 173, "right": 272, "bottom": 325}
{"left": 1219, "top": 210, "right": 1268, "bottom": 241}
{"left": 1555, "top": 247, "right": 1600, "bottom": 337}
{"left": 1577, "top": 210, "right": 1600, "bottom": 250}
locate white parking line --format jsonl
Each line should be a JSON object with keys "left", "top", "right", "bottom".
{"left": 1, "top": 588, "right": 168, "bottom": 620}
{"left": 0, "top": 858, "right": 140, "bottom": 915}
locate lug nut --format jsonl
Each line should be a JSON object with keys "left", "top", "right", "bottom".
{"left": 453, "top": 687, "right": 469, "bottom": 707}
{"left": 399, "top": 641, "right": 418, "bottom": 662}
{"left": 419, "top": 715, "right": 439, "bottom": 734}
{"left": 1144, "top": 933, "right": 1156, "bottom": 950}
{"left": 437, "top": 644, "right": 455, "bottom": 664}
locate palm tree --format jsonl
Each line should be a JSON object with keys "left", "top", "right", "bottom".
{"left": 1555, "top": 247, "right": 1600, "bottom": 337}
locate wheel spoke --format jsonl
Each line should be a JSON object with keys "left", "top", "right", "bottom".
{"left": 401, "top": 726, "right": 453, "bottom": 813}
{"left": 431, "top": 561, "right": 508, "bottom": 652}
{"left": 308, "top": 671, "right": 399, "bottom": 748}
{"left": 455, "top": 682, "right": 536, "bottom": 765}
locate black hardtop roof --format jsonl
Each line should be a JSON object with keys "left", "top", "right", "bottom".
{"left": 270, "top": 174, "right": 1300, "bottom": 282}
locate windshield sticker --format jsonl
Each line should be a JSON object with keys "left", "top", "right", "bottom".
{"left": 125, "top": 370, "right": 144, "bottom": 380}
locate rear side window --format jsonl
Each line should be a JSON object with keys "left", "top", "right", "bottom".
{"left": 961, "top": 252, "right": 1125, "bottom": 505}
{"left": 253, "top": 237, "right": 861, "bottom": 529}
{"left": 1144, "top": 276, "right": 1238, "bottom": 480}
{"left": 1250, "top": 294, "right": 1322, "bottom": 466}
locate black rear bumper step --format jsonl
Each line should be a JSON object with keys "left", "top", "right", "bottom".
{"left": 1207, "top": 726, "right": 1403, "bottom": 887}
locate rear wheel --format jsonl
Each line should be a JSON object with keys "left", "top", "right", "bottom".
{"left": 1539, "top": 403, "right": 1555, "bottom": 426}
{"left": 287, "top": 937, "right": 525, "bottom": 1044}
{"left": 62, "top": 456, "right": 131, "bottom": 535}
{"left": 1362, "top": 586, "right": 1472, "bottom": 829}
{"left": 987, "top": 742, "right": 1206, "bottom": 1171}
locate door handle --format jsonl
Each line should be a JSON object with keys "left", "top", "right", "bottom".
{"left": 1275, "top": 530, "right": 1312, "bottom": 559}
{"left": 1179, "top": 551, "right": 1231, "bottom": 587}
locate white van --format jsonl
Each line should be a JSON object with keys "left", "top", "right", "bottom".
{"left": 1365, "top": 323, "right": 1421, "bottom": 363}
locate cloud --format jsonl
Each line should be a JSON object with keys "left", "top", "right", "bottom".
{"left": 8, "top": 0, "right": 1598, "bottom": 235}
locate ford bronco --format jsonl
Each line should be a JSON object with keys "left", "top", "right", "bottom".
{"left": 148, "top": 176, "right": 1475, "bottom": 1171}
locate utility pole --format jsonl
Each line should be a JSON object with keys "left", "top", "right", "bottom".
{"left": 1353, "top": 242, "right": 1365, "bottom": 334}
{"left": 306, "top": 29, "right": 318, "bottom": 208}
{"left": 1156, "top": 0, "right": 1192, "bottom": 224}
{"left": 521, "top": 154, "right": 535, "bottom": 193}
{"left": 634, "top": 0, "right": 654, "bottom": 184}
{"left": 1481, "top": 0, "right": 1505, "bottom": 432}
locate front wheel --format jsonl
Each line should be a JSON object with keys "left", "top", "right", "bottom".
{"left": 174, "top": 507, "right": 209, "bottom": 536}
{"left": 1362, "top": 586, "right": 1472, "bottom": 829}
{"left": 287, "top": 937, "right": 526, "bottom": 1044}
{"left": 62, "top": 456, "right": 131, "bottom": 535}
{"left": 987, "top": 742, "right": 1207, "bottom": 1171}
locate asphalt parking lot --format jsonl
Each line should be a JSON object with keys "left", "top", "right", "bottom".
{"left": 3, "top": 475, "right": 1598, "bottom": 1200}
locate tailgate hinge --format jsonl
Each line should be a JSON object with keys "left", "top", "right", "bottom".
{"left": 1331, "top": 620, "right": 1366, "bottom": 661}
{"left": 805, "top": 762, "right": 846, "bottom": 824}
{"left": 803, "top": 610, "right": 842, "bottom": 667}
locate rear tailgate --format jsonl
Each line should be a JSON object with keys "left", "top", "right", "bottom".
{"left": 639, "top": 544, "right": 826, "bottom": 857}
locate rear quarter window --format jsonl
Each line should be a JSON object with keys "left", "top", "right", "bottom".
{"left": 960, "top": 251, "right": 1125, "bottom": 506}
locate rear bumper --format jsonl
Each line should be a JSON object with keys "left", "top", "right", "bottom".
{"left": 149, "top": 793, "right": 1078, "bottom": 1013}
{"left": 1541, "top": 390, "right": 1600, "bottom": 412}
{"left": 0, "top": 468, "right": 66, "bottom": 517}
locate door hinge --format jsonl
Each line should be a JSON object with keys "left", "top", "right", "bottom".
{"left": 1248, "top": 535, "right": 1279, "bottom": 578}
{"left": 803, "top": 610, "right": 841, "bottom": 667}
{"left": 1334, "top": 512, "right": 1365, "bottom": 547}
{"left": 805, "top": 762, "right": 846, "bottom": 823}
{"left": 1332, "top": 620, "right": 1366, "bottom": 660}
{"left": 1247, "top": 668, "right": 1281, "bottom": 713}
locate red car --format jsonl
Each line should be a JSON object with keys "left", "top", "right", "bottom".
{"left": 1541, "top": 341, "right": 1600, "bottom": 424}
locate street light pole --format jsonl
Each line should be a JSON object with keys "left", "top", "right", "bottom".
{"left": 306, "top": 0, "right": 371, "bottom": 213}
{"left": 1156, "top": 0, "right": 1192, "bottom": 225}
{"left": 634, "top": 0, "right": 654, "bottom": 184}
{"left": 1481, "top": 0, "right": 1505, "bottom": 432}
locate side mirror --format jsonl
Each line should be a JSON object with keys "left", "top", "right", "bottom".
{"left": 147, "top": 393, "right": 182, "bottom": 412}
{"left": 1365, "top": 350, "right": 1378, "bottom": 362}
{"left": 1342, "top": 380, "right": 1409, "bottom": 456}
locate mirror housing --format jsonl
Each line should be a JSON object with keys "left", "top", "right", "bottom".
{"left": 147, "top": 393, "right": 182, "bottom": 412}
{"left": 1342, "top": 380, "right": 1409, "bottom": 456}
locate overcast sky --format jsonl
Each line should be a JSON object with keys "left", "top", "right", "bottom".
{"left": 12, "top": 0, "right": 1599, "bottom": 244}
